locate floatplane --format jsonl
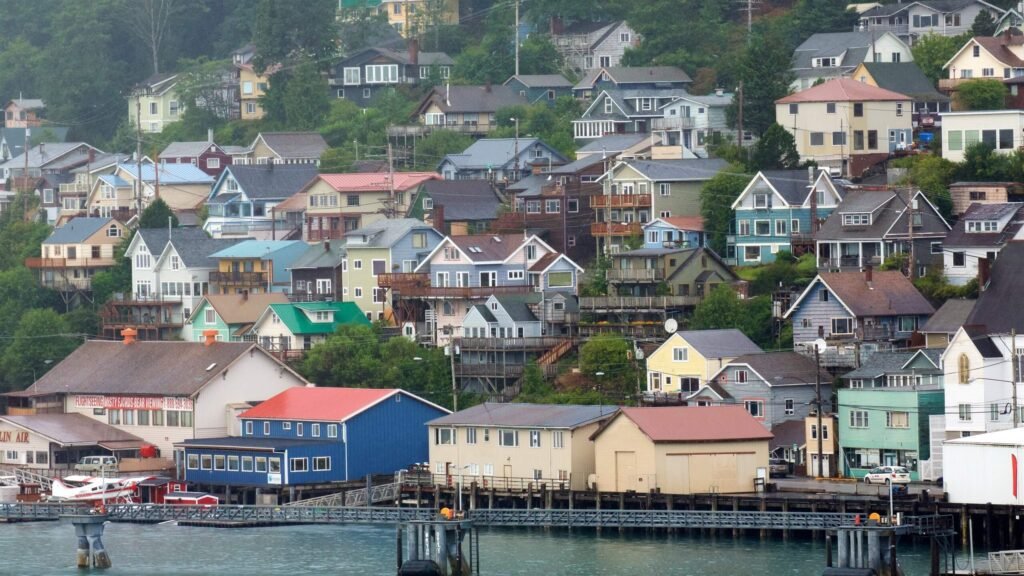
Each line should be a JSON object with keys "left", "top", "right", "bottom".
{"left": 49, "top": 475, "right": 154, "bottom": 503}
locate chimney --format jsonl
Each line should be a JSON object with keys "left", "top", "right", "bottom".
{"left": 433, "top": 204, "right": 445, "bottom": 234}
{"left": 121, "top": 328, "right": 137, "bottom": 345}
{"left": 485, "top": 81, "right": 492, "bottom": 93}
{"left": 549, "top": 16, "right": 564, "bottom": 35}
{"left": 408, "top": 38, "right": 419, "bottom": 67}
{"left": 864, "top": 265, "right": 873, "bottom": 284}
{"left": 207, "top": 128, "right": 214, "bottom": 143}
{"left": 241, "top": 289, "right": 249, "bottom": 301}
{"left": 714, "top": 87, "right": 724, "bottom": 96}
{"left": 324, "top": 240, "right": 330, "bottom": 252}
{"left": 88, "top": 148, "right": 95, "bottom": 164}
{"left": 445, "top": 83, "right": 450, "bottom": 107}
{"left": 202, "top": 329, "right": 218, "bottom": 346}
{"left": 978, "top": 257, "right": 991, "bottom": 290}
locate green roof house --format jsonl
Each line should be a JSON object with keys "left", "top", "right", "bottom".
{"left": 248, "top": 301, "right": 370, "bottom": 355}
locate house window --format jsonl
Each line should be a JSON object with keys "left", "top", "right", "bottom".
{"left": 290, "top": 458, "right": 308, "bottom": 472}
{"left": 604, "top": 98, "right": 613, "bottom": 114}
{"left": 327, "top": 424, "right": 338, "bottom": 438}
{"left": 296, "top": 422, "right": 304, "bottom": 436}
{"left": 744, "top": 246, "right": 761, "bottom": 262}
{"left": 754, "top": 193, "right": 771, "bottom": 209}
{"left": 499, "top": 429, "right": 518, "bottom": 446}
{"left": 832, "top": 132, "right": 847, "bottom": 146}
{"left": 738, "top": 220, "right": 750, "bottom": 236}
{"left": 187, "top": 454, "right": 199, "bottom": 470}
{"left": 810, "top": 132, "right": 824, "bottom": 146}
{"left": 567, "top": 198, "right": 579, "bottom": 212}
{"left": 263, "top": 421, "right": 270, "bottom": 435}
{"left": 895, "top": 103, "right": 903, "bottom": 117}
{"left": 205, "top": 309, "right": 216, "bottom": 324}
{"left": 775, "top": 220, "right": 787, "bottom": 235}
{"left": 842, "top": 214, "right": 870, "bottom": 226}
{"left": 744, "top": 400, "right": 764, "bottom": 418}
{"left": 466, "top": 428, "right": 477, "bottom": 444}
{"left": 853, "top": 103, "right": 863, "bottom": 117}
{"left": 831, "top": 318, "right": 853, "bottom": 335}
{"left": 952, "top": 251, "right": 966, "bottom": 267}
{"left": 311, "top": 423, "right": 321, "bottom": 437}
{"left": 826, "top": 103, "right": 836, "bottom": 114}
{"left": 791, "top": 219, "right": 800, "bottom": 233}
{"left": 886, "top": 411, "right": 909, "bottom": 428}
{"left": 255, "top": 458, "right": 267, "bottom": 473}
{"left": 214, "top": 455, "right": 225, "bottom": 471}
{"left": 958, "top": 354, "right": 970, "bottom": 384}
{"left": 959, "top": 403, "right": 972, "bottom": 422}
{"left": 784, "top": 399, "right": 794, "bottom": 415}
{"left": 868, "top": 130, "right": 878, "bottom": 150}
{"left": 898, "top": 316, "right": 917, "bottom": 332}
{"left": 854, "top": 131, "right": 864, "bottom": 151}
{"left": 672, "top": 347, "right": 688, "bottom": 362}
{"left": 508, "top": 270, "right": 525, "bottom": 280}
{"left": 149, "top": 102, "right": 157, "bottom": 115}
{"left": 365, "top": 64, "right": 399, "bottom": 84}
{"left": 245, "top": 421, "right": 253, "bottom": 435}
{"left": 200, "top": 455, "right": 212, "bottom": 470}
{"left": 242, "top": 81, "right": 254, "bottom": 94}
{"left": 789, "top": 103, "right": 798, "bottom": 115}
{"left": 313, "top": 457, "right": 331, "bottom": 471}
{"left": 658, "top": 183, "right": 670, "bottom": 196}
{"left": 529, "top": 430, "right": 541, "bottom": 448}
{"left": 850, "top": 410, "right": 869, "bottom": 428}
{"left": 545, "top": 199, "right": 561, "bottom": 213}
{"left": 435, "top": 428, "right": 455, "bottom": 445}
{"left": 736, "top": 370, "right": 747, "bottom": 383}
{"left": 754, "top": 220, "right": 770, "bottom": 236}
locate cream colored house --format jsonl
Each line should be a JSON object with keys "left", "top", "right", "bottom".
{"left": 128, "top": 73, "right": 182, "bottom": 133}
{"left": 940, "top": 35, "right": 1024, "bottom": 94}
{"left": 426, "top": 403, "right": 614, "bottom": 491}
{"left": 941, "top": 110, "right": 1024, "bottom": 163}
{"left": 805, "top": 413, "right": 836, "bottom": 478}
{"left": 86, "top": 162, "right": 215, "bottom": 216}
{"left": 776, "top": 78, "right": 912, "bottom": 178}
{"left": 376, "top": 0, "right": 460, "bottom": 37}
{"left": 302, "top": 172, "right": 438, "bottom": 241}
{"left": 28, "top": 217, "right": 126, "bottom": 291}
{"left": 645, "top": 329, "right": 762, "bottom": 397}
{"left": 591, "top": 406, "right": 772, "bottom": 494}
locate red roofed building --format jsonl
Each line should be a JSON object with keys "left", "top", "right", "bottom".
{"left": 775, "top": 78, "right": 912, "bottom": 178}
{"left": 178, "top": 387, "right": 449, "bottom": 496}
{"left": 591, "top": 405, "right": 772, "bottom": 494}
{"left": 302, "top": 172, "right": 441, "bottom": 240}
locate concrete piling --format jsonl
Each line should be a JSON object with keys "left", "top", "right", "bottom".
{"left": 65, "top": 513, "right": 111, "bottom": 569}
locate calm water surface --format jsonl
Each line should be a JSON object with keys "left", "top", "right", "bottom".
{"left": 0, "top": 521, "right": 976, "bottom": 575}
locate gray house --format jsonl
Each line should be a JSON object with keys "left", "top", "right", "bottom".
{"left": 790, "top": 31, "right": 913, "bottom": 91}
{"left": 503, "top": 75, "right": 574, "bottom": 105}
{"left": 437, "top": 138, "right": 569, "bottom": 183}
{"left": 700, "top": 351, "right": 832, "bottom": 431}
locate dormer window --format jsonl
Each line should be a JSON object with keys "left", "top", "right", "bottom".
{"left": 314, "top": 310, "right": 330, "bottom": 322}
{"left": 842, "top": 213, "right": 871, "bottom": 226}
{"left": 813, "top": 57, "right": 837, "bottom": 68}
{"left": 967, "top": 220, "right": 999, "bottom": 233}
{"left": 753, "top": 193, "right": 771, "bottom": 209}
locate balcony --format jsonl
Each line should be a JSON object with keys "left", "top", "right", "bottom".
{"left": 308, "top": 229, "right": 348, "bottom": 241}
{"left": 590, "top": 194, "right": 652, "bottom": 208}
{"left": 457, "top": 364, "right": 524, "bottom": 379}
{"left": 26, "top": 257, "right": 116, "bottom": 269}
{"left": 379, "top": 273, "right": 533, "bottom": 299}
{"left": 652, "top": 116, "right": 696, "bottom": 131}
{"left": 606, "top": 268, "right": 665, "bottom": 283}
{"left": 579, "top": 295, "right": 701, "bottom": 310}
{"left": 590, "top": 222, "right": 643, "bottom": 237}
{"left": 59, "top": 182, "right": 91, "bottom": 195}
{"left": 459, "top": 337, "right": 572, "bottom": 351}
{"left": 857, "top": 22, "right": 909, "bottom": 35}
{"left": 25, "top": 257, "right": 67, "bottom": 269}
{"left": 209, "top": 271, "right": 268, "bottom": 285}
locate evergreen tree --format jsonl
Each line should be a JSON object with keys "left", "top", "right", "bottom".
{"left": 251, "top": 0, "right": 337, "bottom": 73}
{"left": 728, "top": 24, "right": 795, "bottom": 137}
{"left": 971, "top": 10, "right": 997, "bottom": 36}
{"left": 138, "top": 198, "right": 178, "bottom": 229}
{"left": 282, "top": 57, "right": 330, "bottom": 131}
{"left": 749, "top": 123, "right": 801, "bottom": 171}
{"left": 699, "top": 165, "right": 750, "bottom": 255}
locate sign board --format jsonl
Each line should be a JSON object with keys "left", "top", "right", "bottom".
{"left": 0, "top": 430, "right": 29, "bottom": 443}
{"left": 74, "top": 395, "right": 194, "bottom": 411}
{"left": 267, "top": 473, "right": 282, "bottom": 485}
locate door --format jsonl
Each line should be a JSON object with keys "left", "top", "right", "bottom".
{"left": 480, "top": 271, "right": 496, "bottom": 287}
{"left": 663, "top": 454, "right": 690, "bottom": 494}
{"left": 615, "top": 451, "right": 637, "bottom": 492}
{"left": 316, "top": 278, "right": 332, "bottom": 295}
{"left": 883, "top": 452, "right": 897, "bottom": 466}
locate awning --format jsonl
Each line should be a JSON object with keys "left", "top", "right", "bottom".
{"left": 98, "top": 439, "right": 148, "bottom": 451}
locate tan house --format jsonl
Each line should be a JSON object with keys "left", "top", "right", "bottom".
{"left": 4, "top": 98, "right": 45, "bottom": 128}
{"left": 591, "top": 405, "right": 773, "bottom": 494}
{"left": 776, "top": 78, "right": 912, "bottom": 178}
{"left": 231, "top": 45, "right": 276, "bottom": 120}
{"left": 86, "top": 162, "right": 215, "bottom": 217}
{"left": 235, "top": 132, "right": 328, "bottom": 166}
{"left": 26, "top": 217, "right": 126, "bottom": 291}
{"left": 128, "top": 73, "right": 182, "bottom": 133}
{"left": 949, "top": 181, "right": 1024, "bottom": 216}
{"left": 805, "top": 413, "right": 837, "bottom": 478}
{"left": 302, "top": 172, "right": 439, "bottom": 241}
{"left": 426, "top": 403, "right": 615, "bottom": 491}
{"left": 413, "top": 85, "right": 526, "bottom": 136}
{"left": 940, "top": 34, "right": 1024, "bottom": 94}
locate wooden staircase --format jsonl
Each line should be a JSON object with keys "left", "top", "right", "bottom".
{"left": 537, "top": 339, "right": 574, "bottom": 373}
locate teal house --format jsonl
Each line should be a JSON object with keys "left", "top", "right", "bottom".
{"left": 838, "top": 349, "right": 944, "bottom": 481}
{"left": 728, "top": 169, "right": 843, "bottom": 265}
{"left": 185, "top": 293, "right": 290, "bottom": 342}
{"left": 247, "top": 301, "right": 371, "bottom": 354}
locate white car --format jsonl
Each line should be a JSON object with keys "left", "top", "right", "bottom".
{"left": 863, "top": 466, "right": 911, "bottom": 485}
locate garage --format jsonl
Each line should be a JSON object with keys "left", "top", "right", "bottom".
{"left": 592, "top": 406, "right": 772, "bottom": 495}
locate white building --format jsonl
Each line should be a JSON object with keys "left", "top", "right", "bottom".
{"left": 941, "top": 326, "right": 1022, "bottom": 438}
{"left": 942, "top": 110, "right": 1024, "bottom": 163}
{"left": 942, "top": 203, "right": 1024, "bottom": 286}
{"left": 944, "top": 427, "right": 1024, "bottom": 505}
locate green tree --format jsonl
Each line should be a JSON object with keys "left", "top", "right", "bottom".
{"left": 578, "top": 334, "right": 637, "bottom": 402}
{"left": 971, "top": 10, "right": 997, "bottom": 36}
{"left": 787, "top": 0, "right": 858, "bottom": 46}
{"left": 0, "top": 308, "right": 80, "bottom": 391}
{"left": 90, "top": 233, "right": 133, "bottom": 305}
{"left": 911, "top": 33, "right": 968, "bottom": 85}
{"left": 0, "top": 214, "right": 50, "bottom": 271}
{"left": 413, "top": 130, "right": 474, "bottom": 171}
{"left": 728, "top": 24, "right": 795, "bottom": 137}
{"left": 516, "top": 360, "right": 554, "bottom": 403}
{"left": 749, "top": 123, "right": 800, "bottom": 170}
{"left": 958, "top": 142, "right": 1015, "bottom": 182}
{"left": 251, "top": 0, "right": 337, "bottom": 73}
{"left": 690, "top": 286, "right": 775, "bottom": 349}
{"left": 138, "top": 198, "right": 179, "bottom": 229}
{"left": 891, "top": 154, "right": 956, "bottom": 218}
{"left": 281, "top": 57, "right": 331, "bottom": 131}
{"left": 518, "top": 35, "right": 562, "bottom": 75}
{"left": 699, "top": 165, "right": 749, "bottom": 255}
{"left": 956, "top": 79, "right": 1008, "bottom": 110}
{"left": 580, "top": 253, "right": 611, "bottom": 296}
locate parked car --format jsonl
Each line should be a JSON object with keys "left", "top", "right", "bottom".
{"left": 768, "top": 458, "right": 791, "bottom": 478}
{"left": 74, "top": 455, "right": 118, "bottom": 474}
{"left": 862, "top": 466, "right": 911, "bottom": 485}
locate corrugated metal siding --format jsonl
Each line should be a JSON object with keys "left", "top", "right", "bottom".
{"left": 346, "top": 393, "right": 447, "bottom": 480}
{"left": 183, "top": 447, "right": 286, "bottom": 487}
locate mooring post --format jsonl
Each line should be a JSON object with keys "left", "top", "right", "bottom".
{"left": 732, "top": 498, "right": 740, "bottom": 539}
{"left": 930, "top": 535, "right": 939, "bottom": 576}
{"left": 759, "top": 497, "right": 767, "bottom": 541}
{"left": 825, "top": 532, "right": 833, "bottom": 567}
{"left": 618, "top": 492, "right": 625, "bottom": 533}
{"left": 961, "top": 505, "right": 969, "bottom": 548}
{"left": 65, "top": 513, "right": 111, "bottom": 569}
{"left": 782, "top": 499, "right": 790, "bottom": 541}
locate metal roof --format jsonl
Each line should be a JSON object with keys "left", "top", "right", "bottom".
{"left": 728, "top": 351, "right": 828, "bottom": 385}
{"left": 416, "top": 180, "right": 504, "bottom": 221}
{"left": 255, "top": 132, "right": 328, "bottom": 160}
{"left": 0, "top": 414, "right": 144, "bottom": 447}
{"left": 600, "top": 406, "right": 774, "bottom": 442}
{"left": 42, "top": 217, "right": 113, "bottom": 245}
{"left": 160, "top": 141, "right": 221, "bottom": 158}
{"left": 201, "top": 293, "right": 289, "bottom": 325}
{"left": 859, "top": 62, "right": 949, "bottom": 102}
{"left": 345, "top": 218, "right": 439, "bottom": 248}
{"left": 966, "top": 242, "right": 1024, "bottom": 332}
{"left": 505, "top": 74, "right": 573, "bottom": 88}
{"left": 622, "top": 158, "right": 727, "bottom": 182}
{"left": 216, "top": 164, "right": 318, "bottom": 200}
{"left": 137, "top": 227, "right": 242, "bottom": 269}
{"left": 422, "top": 85, "right": 526, "bottom": 114}
{"left": 429, "top": 403, "right": 615, "bottom": 429}
{"left": 441, "top": 138, "right": 568, "bottom": 170}
{"left": 118, "top": 162, "right": 214, "bottom": 184}
{"left": 921, "top": 298, "right": 976, "bottom": 334}
{"left": 242, "top": 387, "right": 444, "bottom": 422}
{"left": 312, "top": 172, "right": 438, "bottom": 193}
{"left": 943, "top": 203, "right": 1024, "bottom": 248}
{"left": 675, "top": 329, "right": 763, "bottom": 359}
{"left": 264, "top": 301, "right": 371, "bottom": 335}
{"left": 777, "top": 78, "right": 910, "bottom": 104}
{"left": 289, "top": 241, "right": 346, "bottom": 270}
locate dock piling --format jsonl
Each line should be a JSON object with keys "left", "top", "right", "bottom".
{"left": 65, "top": 513, "right": 111, "bottom": 569}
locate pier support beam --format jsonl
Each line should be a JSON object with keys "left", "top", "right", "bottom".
{"left": 782, "top": 500, "right": 790, "bottom": 541}
{"left": 759, "top": 497, "right": 767, "bottom": 541}
{"left": 732, "top": 498, "right": 740, "bottom": 539}
{"left": 65, "top": 514, "right": 111, "bottom": 569}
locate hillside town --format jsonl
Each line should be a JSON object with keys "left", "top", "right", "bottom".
{"left": 6, "top": 1, "right": 1024, "bottom": 571}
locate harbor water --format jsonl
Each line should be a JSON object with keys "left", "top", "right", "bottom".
{"left": 0, "top": 521, "right": 986, "bottom": 575}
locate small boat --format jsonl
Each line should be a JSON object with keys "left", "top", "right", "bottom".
{"left": 49, "top": 474, "right": 155, "bottom": 503}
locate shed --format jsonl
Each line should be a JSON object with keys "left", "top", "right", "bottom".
{"left": 164, "top": 491, "right": 219, "bottom": 506}
{"left": 591, "top": 406, "right": 772, "bottom": 494}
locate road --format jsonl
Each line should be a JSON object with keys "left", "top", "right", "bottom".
{"left": 771, "top": 476, "right": 941, "bottom": 499}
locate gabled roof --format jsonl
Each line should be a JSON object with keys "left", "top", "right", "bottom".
{"left": 5, "top": 98, "right": 44, "bottom": 110}
{"left": 777, "top": 77, "right": 911, "bottom": 104}
{"left": 42, "top": 217, "right": 114, "bottom": 245}
{"left": 199, "top": 292, "right": 289, "bottom": 325}
{"left": 785, "top": 271, "right": 934, "bottom": 319}
{"left": 616, "top": 158, "right": 727, "bottom": 182}
{"left": 722, "top": 351, "right": 828, "bottom": 386}
{"left": 137, "top": 227, "right": 241, "bottom": 269}
{"left": 262, "top": 301, "right": 371, "bottom": 336}
{"left": 862, "top": 0, "right": 1004, "bottom": 18}
{"left": 118, "top": 162, "right": 214, "bottom": 184}
{"left": 0, "top": 413, "right": 143, "bottom": 447}
{"left": 416, "top": 180, "right": 504, "bottom": 221}
{"left": 289, "top": 241, "right": 346, "bottom": 270}
{"left": 443, "top": 233, "right": 544, "bottom": 262}
{"left": 858, "top": 62, "right": 950, "bottom": 102}
{"left": 943, "top": 203, "right": 1024, "bottom": 247}
{"left": 16, "top": 341, "right": 305, "bottom": 397}
{"left": 252, "top": 132, "right": 328, "bottom": 160}
{"left": 594, "top": 406, "right": 773, "bottom": 443}
{"left": 965, "top": 241, "right": 1024, "bottom": 331}
{"left": 0, "top": 142, "right": 99, "bottom": 170}
{"left": 418, "top": 85, "right": 526, "bottom": 114}
{"left": 815, "top": 189, "right": 950, "bottom": 241}
{"left": 160, "top": 141, "right": 224, "bottom": 159}
{"left": 548, "top": 153, "right": 607, "bottom": 175}
{"left": 504, "top": 74, "right": 573, "bottom": 88}
{"left": 210, "top": 239, "right": 305, "bottom": 259}
{"left": 308, "top": 172, "right": 438, "bottom": 193}
{"left": 215, "top": 164, "right": 318, "bottom": 200}
{"left": 351, "top": 46, "right": 454, "bottom": 66}
{"left": 672, "top": 329, "right": 763, "bottom": 359}
{"left": 469, "top": 304, "right": 497, "bottom": 323}
{"left": 428, "top": 402, "right": 614, "bottom": 429}
{"left": 576, "top": 133, "right": 649, "bottom": 155}
{"left": 440, "top": 138, "right": 568, "bottom": 171}
{"left": 345, "top": 218, "right": 439, "bottom": 249}
{"left": 492, "top": 295, "right": 539, "bottom": 322}
{"left": 842, "top": 349, "right": 942, "bottom": 380}
{"left": 791, "top": 31, "right": 908, "bottom": 76}
{"left": 574, "top": 66, "right": 693, "bottom": 90}
{"left": 921, "top": 298, "right": 976, "bottom": 334}
{"left": 241, "top": 387, "right": 446, "bottom": 422}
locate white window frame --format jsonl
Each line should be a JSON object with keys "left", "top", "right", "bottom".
{"left": 672, "top": 347, "right": 688, "bottom": 362}
{"left": 343, "top": 67, "right": 361, "bottom": 85}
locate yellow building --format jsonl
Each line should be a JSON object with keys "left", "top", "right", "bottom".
{"left": 302, "top": 172, "right": 438, "bottom": 240}
{"left": 645, "top": 329, "right": 762, "bottom": 396}
{"left": 27, "top": 217, "right": 126, "bottom": 291}
{"left": 427, "top": 403, "right": 614, "bottom": 491}
{"left": 376, "top": 0, "right": 460, "bottom": 38}
{"left": 940, "top": 35, "right": 1024, "bottom": 95}
{"left": 805, "top": 413, "right": 837, "bottom": 478}
{"left": 208, "top": 240, "right": 309, "bottom": 295}
{"left": 128, "top": 73, "right": 182, "bottom": 133}
{"left": 231, "top": 44, "right": 275, "bottom": 120}
{"left": 591, "top": 406, "right": 772, "bottom": 494}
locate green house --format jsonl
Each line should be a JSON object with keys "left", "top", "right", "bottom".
{"left": 185, "top": 293, "right": 290, "bottom": 342}
{"left": 838, "top": 349, "right": 944, "bottom": 481}
{"left": 248, "top": 301, "right": 371, "bottom": 353}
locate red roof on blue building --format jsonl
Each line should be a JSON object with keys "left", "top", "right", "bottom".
{"left": 240, "top": 387, "right": 441, "bottom": 422}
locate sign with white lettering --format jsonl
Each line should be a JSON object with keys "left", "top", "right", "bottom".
{"left": 267, "top": 473, "right": 282, "bottom": 485}
{"left": 74, "top": 395, "right": 193, "bottom": 411}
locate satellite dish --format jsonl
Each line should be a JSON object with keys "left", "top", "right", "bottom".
{"left": 664, "top": 318, "right": 678, "bottom": 334}
{"left": 813, "top": 338, "right": 828, "bottom": 353}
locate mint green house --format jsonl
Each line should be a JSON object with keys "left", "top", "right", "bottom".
{"left": 184, "top": 293, "right": 290, "bottom": 342}
{"left": 248, "top": 301, "right": 371, "bottom": 354}
{"left": 838, "top": 349, "right": 944, "bottom": 481}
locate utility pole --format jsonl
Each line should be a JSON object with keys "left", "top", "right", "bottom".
{"left": 815, "top": 346, "right": 824, "bottom": 479}
{"left": 737, "top": 81, "right": 744, "bottom": 148}
{"left": 1014, "top": 329, "right": 1019, "bottom": 428}
{"left": 387, "top": 142, "right": 395, "bottom": 218}
{"left": 907, "top": 190, "right": 916, "bottom": 280}
{"left": 135, "top": 89, "right": 144, "bottom": 216}
{"left": 449, "top": 335, "right": 459, "bottom": 412}
{"left": 154, "top": 154, "right": 160, "bottom": 200}
{"left": 514, "top": 0, "right": 520, "bottom": 77}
